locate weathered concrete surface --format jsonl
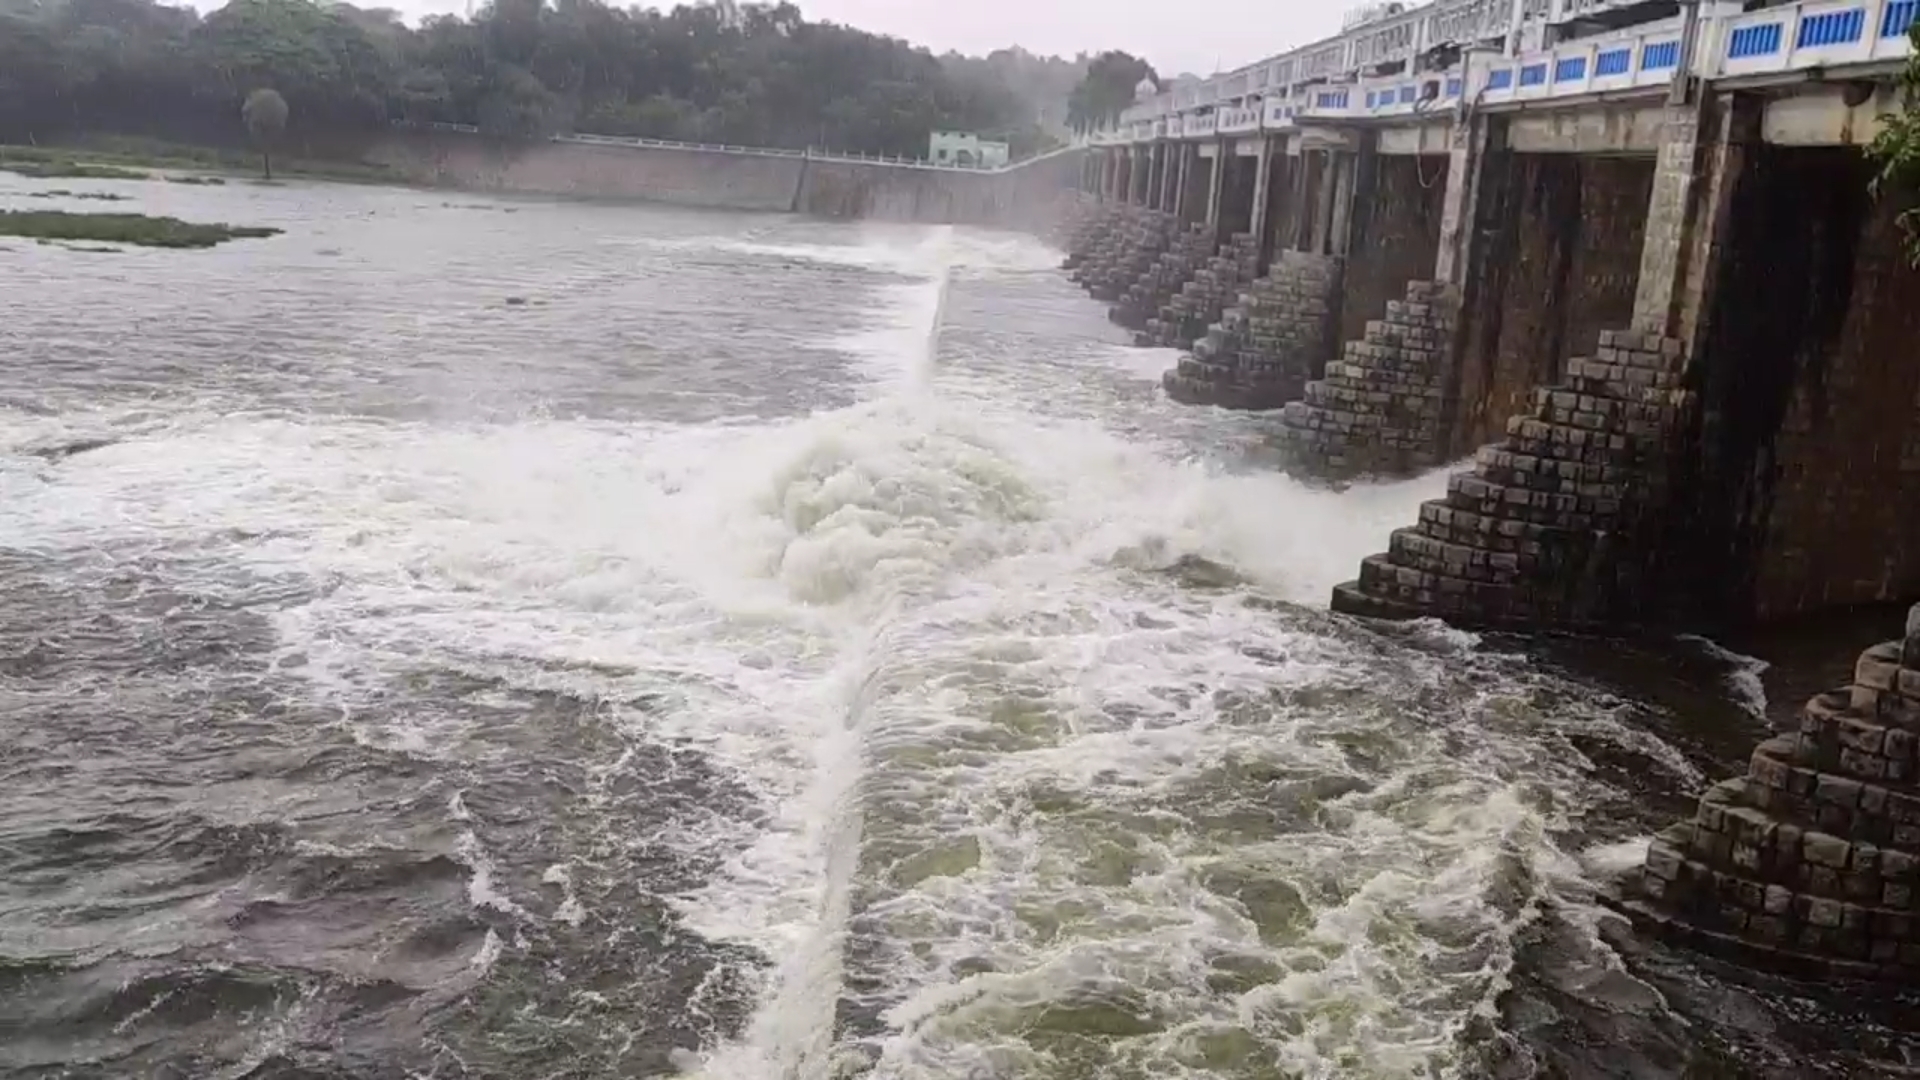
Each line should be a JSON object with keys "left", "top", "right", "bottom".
{"left": 1676, "top": 145, "right": 1920, "bottom": 625}
{"left": 364, "top": 129, "right": 1083, "bottom": 226}
{"left": 1325, "top": 93, "right": 1918, "bottom": 635}
{"left": 1505, "top": 104, "right": 1669, "bottom": 156}
{"left": 1269, "top": 152, "right": 1451, "bottom": 480}
{"left": 1337, "top": 154, "right": 1448, "bottom": 355}
{"left": 1630, "top": 604, "right": 1920, "bottom": 981}
{"left": 366, "top": 130, "right": 806, "bottom": 210}
{"left": 1452, "top": 153, "right": 1655, "bottom": 453}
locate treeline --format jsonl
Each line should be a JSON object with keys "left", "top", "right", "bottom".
{"left": 0, "top": 0, "right": 1095, "bottom": 158}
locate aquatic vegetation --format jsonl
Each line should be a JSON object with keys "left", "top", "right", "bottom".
{"left": 0, "top": 159, "right": 150, "bottom": 181}
{"left": 25, "top": 190, "right": 130, "bottom": 201}
{"left": 0, "top": 211, "right": 280, "bottom": 249}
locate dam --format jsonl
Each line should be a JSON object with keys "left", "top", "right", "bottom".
{"left": 1057, "top": 0, "right": 1920, "bottom": 983}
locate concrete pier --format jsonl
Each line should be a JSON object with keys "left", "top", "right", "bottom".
{"left": 1630, "top": 605, "right": 1920, "bottom": 979}
{"left": 1067, "top": 0, "right": 1918, "bottom": 633}
{"left": 1061, "top": 0, "right": 1920, "bottom": 986}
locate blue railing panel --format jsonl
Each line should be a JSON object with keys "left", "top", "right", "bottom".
{"left": 1365, "top": 90, "right": 1378, "bottom": 108}
{"left": 1796, "top": 8, "right": 1866, "bottom": 46}
{"left": 1315, "top": 90, "right": 1350, "bottom": 109}
{"left": 1884, "top": 0, "right": 1918, "bottom": 36}
{"left": 1398, "top": 85, "right": 1418, "bottom": 103}
{"left": 1727, "top": 22, "right": 1784, "bottom": 58}
{"left": 1487, "top": 68, "right": 1515, "bottom": 89}
{"left": 1641, "top": 40, "right": 1681, "bottom": 69}
{"left": 1594, "top": 48, "right": 1632, "bottom": 76}
{"left": 1445, "top": 77, "right": 1464, "bottom": 97}
{"left": 1519, "top": 62, "right": 1548, "bottom": 86}
{"left": 1554, "top": 56, "right": 1588, "bottom": 82}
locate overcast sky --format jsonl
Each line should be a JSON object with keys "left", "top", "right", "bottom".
{"left": 228, "top": 0, "right": 1347, "bottom": 80}
{"left": 783, "top": 0, "right": 1345, "bottom": 77}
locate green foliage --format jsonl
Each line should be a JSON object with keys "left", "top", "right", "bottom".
{"left": 1869, "top": 22, "right": 1920, "bottom": 264}
{"left": 243, "top": 87, "right": 290, "bottom": 141}
{"left": 242, "top": 85, "right": 289, "bottom": 176}
{"left": 3, "top": 135, "right": 401, "bottom": 182}
{"left": 1067, "top": 51, "right": 1158, "bottom": 135}
{"left": 0, "top": 0, "right": 1082, "bottom": 159}
{"left": 0, "top": 157, "right": 149, "bottom": 179}
{"left": 0, "top": 209, "right": 282, "bottom": 248}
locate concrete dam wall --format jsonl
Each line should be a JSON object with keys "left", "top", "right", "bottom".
{"left": 362, "top": 129, "right": 1083, "bottom": 228}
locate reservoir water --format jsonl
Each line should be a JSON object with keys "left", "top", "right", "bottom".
{"left": 2, "top": 174, "right": 1916, "bottom": 1078}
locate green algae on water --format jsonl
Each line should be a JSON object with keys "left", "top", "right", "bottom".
{"left": 25, "top": 190, "right": 129, "bottom": 202}
{"left": 0, "top": 160, "right": 149, "bottom": 180}
{"left": 0, "top": 211, "right": 280, "bottom": 249}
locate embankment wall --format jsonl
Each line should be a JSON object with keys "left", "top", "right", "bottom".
{"left": 362, "top": 130, "right": 1082, "bottom": 227}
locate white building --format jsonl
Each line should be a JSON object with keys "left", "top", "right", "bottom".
{"left": 928, "top": 131, "right": 1010, "bottom": 169}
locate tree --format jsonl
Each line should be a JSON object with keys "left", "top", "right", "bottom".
{"left": 0, "top": 0, "right": 1070, "bottom": 160}
{"left": 1067, "top": 50, "right": 1158, "bottom": 135}
{"left": 242, "top": 87, "right": 288, "bottom": 178}
{"left": 1870, "top": 21, "right": 1920, "bottom": 265}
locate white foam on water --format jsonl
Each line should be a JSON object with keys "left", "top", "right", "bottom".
{"left": 1677, "top": 633, "right": 1771, "bottom": 721}
{"left": 0, "top": 224, "right": 1693, "bottom": 1080}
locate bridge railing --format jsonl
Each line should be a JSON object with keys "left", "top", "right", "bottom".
{"left": 1480, "top": 14, "right": 1688, "bottom": 106}
{"left": 1712, "top": 0, "right": 1916, "bottom": 76}
{"left": 1109, "top": 0, "right": 1916, "bottom": 146}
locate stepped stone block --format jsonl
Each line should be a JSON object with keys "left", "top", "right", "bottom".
{"left": 1628, "top": 605, "right": 1920, "bottom": 981}
{"left": 1043, "top": 195, "right": 1101, "bottom": 252}
{"left": 1274, "top": 281, "right": 1458, "bottom": 481}
{"left": 1078, "top": 210, "right": 1179, "bottom": 303}
{"left": 1330, "top": 328, "right": 1693, "bottom": 627}
{"left": 1110, "top": 223, "right": 1216, "bottom": 332}
{"left": 1144, "top": 232, "right": 1263, "bottom": 350}
{"left": 1161, "top": 251, "right": 1343, "bottom": 410}
{"left": 1068, "top": 206, "right": 1147, "bottom": 283}
{"left": 1060, "top": 202, "right": 1126, "bottom": 271}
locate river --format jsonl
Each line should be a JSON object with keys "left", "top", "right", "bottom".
{"left": 2, "top": 174, "right": 1916, "bottom": 1078}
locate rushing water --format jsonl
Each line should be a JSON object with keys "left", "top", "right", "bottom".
{"left": 3, "top": 174, "right": 1918, "bottom": 1079}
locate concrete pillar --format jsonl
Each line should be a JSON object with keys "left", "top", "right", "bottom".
{"left": 1432, "top": 115, "right": 1491, "bottom": 286}
{"left": 1248, "top": 136, "right": 1275, "bottom": 246}
{"left": 1204, "top": 142, "right": 1227, "bottom": 230}
{"left": 1331, "top": 148, "right": 1363, "bottom": 257}
{"left": 1167, "top": 144, "right": 1182, "bottom": 220}
{"left": 1285, "top": 147, "right": 1311, "bottom": 251}
{"left": 1630, "top": 92, "right": 1757, "bottom": 351}
{"left": 1311, "top": 151, "right": 1338, "bottom": 254}
{"left": 1160, "top": 143, "right": 1180, "bottom": 213}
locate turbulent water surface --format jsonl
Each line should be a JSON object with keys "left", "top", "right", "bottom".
{"left": 3, "top": 174, "right": 1918, "bottom": 1079}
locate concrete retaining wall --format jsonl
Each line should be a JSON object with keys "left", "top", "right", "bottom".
{"left": 362, "top": 129, "right": 1083, "bottom": 227}
{"left": 1452, "top": 152, "right": 1655, "bottom": 453}
{"left": 1337, "top": 153, "right": 1448, "bottom": 350}
{"left": 1685, "top": 145, "right": 1920, "bottom": 623}
{"left": 365, "top": 130, "right": 807, "bottom": 211}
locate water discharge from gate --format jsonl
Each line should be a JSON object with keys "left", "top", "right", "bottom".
{"left": 0, "top": 184, "right": 1878, "bottom": 1080}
